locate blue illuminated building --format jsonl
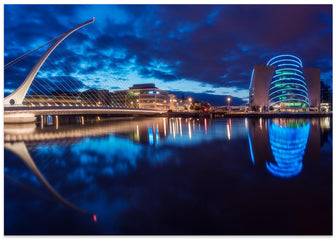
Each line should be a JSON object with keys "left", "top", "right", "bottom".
{"left": 267, "top": 55, "right": 309, "bottom": 109}
{"left": 249, "top": 54, "right": 320, "bottom": 111}
{"left": 267, "top": 119, "right": 310, "bottom": 178}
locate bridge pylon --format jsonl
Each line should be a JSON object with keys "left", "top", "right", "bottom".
{"left": 4, "top": 18, "right": 95, "bottom": 106}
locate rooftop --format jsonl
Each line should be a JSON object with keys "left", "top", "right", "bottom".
{"left": 129, "top": 83, "right": 156, "bottom": 89}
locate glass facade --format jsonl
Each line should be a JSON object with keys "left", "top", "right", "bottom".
{"left": 267, "top": 55, "right": 309, "bottom": 109}
{"left": 113, "top": 84, "right": 170, "bottom": 110}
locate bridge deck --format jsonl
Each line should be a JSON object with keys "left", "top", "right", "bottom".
{"left": 4, "top": 106, "right": 167, "bottom": 116}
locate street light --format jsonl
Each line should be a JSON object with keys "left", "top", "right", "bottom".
{"left": 188, "top": 98, "right": 193, "bottom": 112}
{"left": 227, "top": 97, "right": 231, "bottom": 112}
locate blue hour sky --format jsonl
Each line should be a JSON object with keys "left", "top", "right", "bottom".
{"left": 4, "top": 4, "right": 332, "bottom": 106}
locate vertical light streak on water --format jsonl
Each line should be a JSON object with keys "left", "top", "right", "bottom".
{"left": 176, "top": 119, "right": 179, "bottom": 135}
{"left": 227, "top": 122, "right": 231, "bottom": 140}
{"left": 247, "top": 132, "right": 255, "bottom": 165}
{"left": 134, "top": 125, "right": 140, "bottom": 142}
{"left": 204, "top": 118, "right": 207, "bottom": 135}
{"left": 148, "top": 125, "right": 154, "bottom": 145}
{"left": 172, "top": 119, "right": 176, "bottom": 139}
{"left": 155, "top": 124, "right": 159, "bottom": 145}
{"left": 179, "top": 118, "right": 182, "bottom": 137}
{"left": 188, "top": 121, "right": 192, "bottom": 140}
{"left": 163, "top": 118, "right": 167, "bottom": 136}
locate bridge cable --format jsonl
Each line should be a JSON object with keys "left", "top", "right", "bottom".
{"left": 25, "top": 32, "right": 95, "bottom": 107}
{"left": 49, "top": 48, "right": 98, "bottom": 106}
{"left": 4, "top": 35, "right": 61, "bottom": 70}
{"left": 102, "top": 46, "right": 138, "bottom": 108}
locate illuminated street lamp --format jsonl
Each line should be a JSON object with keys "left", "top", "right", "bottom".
{"left": 188, "top": 98, "right": 193, "bottom": 112}
{"left": 227, "top": 97, "right": 231, "bottom": 111}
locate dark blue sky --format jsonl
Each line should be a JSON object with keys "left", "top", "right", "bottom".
{"left": 4, "top": 5, "right": 332, "bottom": 106}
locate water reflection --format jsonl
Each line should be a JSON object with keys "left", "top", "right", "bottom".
{"left": 248, "top": 118, "right": 320, "bottom": 178}
{"left": 227, "top": 118, "right": 231, "bottom": 140}
{"left": 4, "top": 141, "right": 97, "bottom": 221}
{"left": 5, "top": 117, "right": 215, "bottom": 147}
{"left": 267, "top": 119, "right": 310, "bottom": 178}
{"left": 320, "top": 117, "right": 332, "bottom": 146}
{"left": 4, "top": 117, "right": 332, "bottom": 234}
{"left": 4, "top": 117, "right": 213, "bottom": 224}
{"left": 5, "top": 117, "right": 329, "bottom": 178}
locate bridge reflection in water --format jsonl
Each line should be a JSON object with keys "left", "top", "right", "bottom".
{"left": 5, "top": 141, "right": 98, "bottom": 222}
{"left": 4, "top": 116, "right": 210, "bottom": 144}
{"left": 4, "top": 116, "right": 332, "bottom": 234}
{"left": 4, "top": 117, "right": 209, "bottom": 220}
{"left": 5, "top": 116, "right": 326, "bottom": 187}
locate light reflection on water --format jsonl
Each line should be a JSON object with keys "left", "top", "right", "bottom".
{"left": 4, "top": 117, "right": 332, "bottom": 234}
{"left": 267, "top": 119, "right": 310, "bottom": 178}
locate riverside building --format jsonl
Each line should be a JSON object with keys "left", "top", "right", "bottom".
{"left": 112, "top": 84, "right": 170, "bottom": 110}
{"left": 249, "top": 54, "right": 320, "bottom": 112}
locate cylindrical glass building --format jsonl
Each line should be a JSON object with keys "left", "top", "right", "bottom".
{"left": 267, "top": 54, "right": 309, "bottom": 109}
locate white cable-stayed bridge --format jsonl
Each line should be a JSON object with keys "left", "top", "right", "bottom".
{"left": 4, "top": 18, "right": 166, "bottom": 123}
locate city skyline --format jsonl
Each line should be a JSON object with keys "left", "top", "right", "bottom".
{"left": 4, "top": 4, "right": 332, "bottom": 106}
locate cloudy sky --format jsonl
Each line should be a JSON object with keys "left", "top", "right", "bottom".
{"left": 4, "top": 4, "right": 332, "bottom": 106}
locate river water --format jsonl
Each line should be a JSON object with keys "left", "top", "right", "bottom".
{"left": 4, "top": 117, "right": 332, "bottom": 235}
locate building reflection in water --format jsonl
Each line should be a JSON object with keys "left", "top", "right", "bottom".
{"left": 146, "top": 123, "right": 160, "bottom": 146}
{"left": 4, "top": 117, "right": 213, "bottom": 149}
{"left": 4, "top": 117, "right": 212, "bottom": 217}
{"left": 8, "top": 115, "right": 324, "bottom": 184}
{"left": 320, "top": 117, "right": 332, "bottom": 146}
{"left": 267, "top": 119, "right": 310, "bottom": 178}
{"left": 4, "top": 115, "right": 330, "bottom": 230}
{"left": 248, "top": 118, "right": 317, "bottom": 178}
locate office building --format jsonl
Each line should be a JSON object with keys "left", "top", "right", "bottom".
{"left": 112, "top": 83, "right": 170, "bottom": 110}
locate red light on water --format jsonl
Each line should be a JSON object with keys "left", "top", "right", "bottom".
{"left": 93, "top": 214, "right": 97, "bottom": 222}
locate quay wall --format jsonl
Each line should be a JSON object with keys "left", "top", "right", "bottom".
{"left": 167, "top": 111, "right": 332, "bottom": 119}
